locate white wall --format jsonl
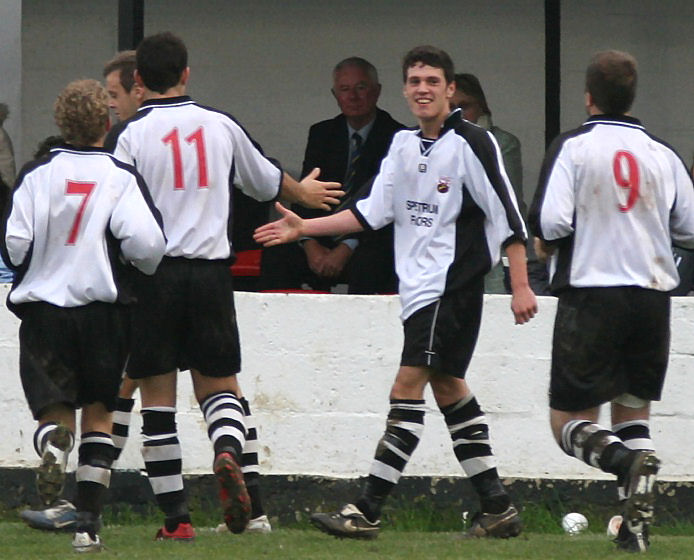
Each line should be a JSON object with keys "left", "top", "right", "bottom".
{"left": 1, "top": 286, "right": 693, "bottom": 482}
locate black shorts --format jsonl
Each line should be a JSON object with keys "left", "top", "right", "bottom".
{"left": 550, "top": 287, "right": 670, "bottom": 412}
{"left": 126, "top": 257, "right": 241, "bottom": 379}
{"left": 19, "top": 301, "right": 129, "bottom": 420}
{"left": 400, "top": 279, "right": 483, "bottom": 377}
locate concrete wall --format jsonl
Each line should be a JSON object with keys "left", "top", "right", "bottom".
{"left": 0, "top": 1, "right": 22, "bottom": 162}
{"left": 11, "top": 1, "right": 694, "bottom": 206}
{"left": 1, "top": 286, "right": 693, "bottom": 483}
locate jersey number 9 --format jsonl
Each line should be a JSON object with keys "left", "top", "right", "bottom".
{"left": 613, "top": 150, "right": 639, "bottom": 213}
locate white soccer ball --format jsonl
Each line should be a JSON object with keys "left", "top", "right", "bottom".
{"left": 562, "top": 512, "right": 589, "bottom": 535}
{"left": 606, "top": 515, "right": 623, "bottom": 538}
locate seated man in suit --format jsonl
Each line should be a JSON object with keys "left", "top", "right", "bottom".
{"left": 260, "top": 57, "right": 404, "bottom": 293}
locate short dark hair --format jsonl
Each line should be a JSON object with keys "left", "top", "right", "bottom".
{"left": 136, "top": 32, "right": 188, "bottom": 94}
{"left": 454, "top": 73, "right": 491, "bottom": 115}
{"left": 402, "top": 45, "right": 454, "bottom": 84}
{"left": 333, "top": 57, "right": 379, "bottom": 84}
{"left": 34, "top": 135, "right": 64, "bottom": 159}
{"left": 585, "top": 50, "right": 637, "bottom": 114}
{"left": 103, "top": 50, "right": 137, "bottom": 92}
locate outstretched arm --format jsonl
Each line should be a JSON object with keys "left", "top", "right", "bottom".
{"left": 506, "top": 241, "right": 538, "bottom": 324}
{"left": 280, "top": 168, "right": 345, "bottom": 211}
{"left": 254, "top": 202, "right": 363, "bottom": 247}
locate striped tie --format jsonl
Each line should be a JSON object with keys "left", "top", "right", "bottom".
{"left": 344, "top": 132, "right": 363, "bottom": 192}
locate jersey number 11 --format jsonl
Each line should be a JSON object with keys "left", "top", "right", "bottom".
{"left": 162, "top": 126, "right": 209, "bottom": 190}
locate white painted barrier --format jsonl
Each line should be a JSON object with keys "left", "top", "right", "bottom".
{"left": 1, "top": 285, "right": 692, "bottom": 481}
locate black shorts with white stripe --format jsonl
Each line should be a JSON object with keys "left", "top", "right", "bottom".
{"left": 127, "top": 257, "right": 241, "bottom": 378}
{"left": 400, "top": 277, "right": 483, "bottom": 377}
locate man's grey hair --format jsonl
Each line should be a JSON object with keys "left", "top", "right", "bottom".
{"left": 333, "top": 57, "right": 379, "bottom": 85}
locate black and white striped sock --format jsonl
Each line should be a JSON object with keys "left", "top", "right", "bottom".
{"left": 613, "top": 420, "right": 653, "bottom": 501}
{"left": 140, "top": 407, "right": 190, "bottom": 528}
{"left": 560, "top": 420, "right": 634, "bottom": 478}
{"left": 357, "top": 399, "right": 425, "bottom": 521}
{"left": 240, "top": 397, "right": 264, "bottom": 518}
{"left": 112, "top": 397, "right": 135, "bottom": 461}
{"left": 442, "top": 395, "right": 510, "bottom": 514}
{"left": 75, "top": 432, "right": 114, "bottom": 520}
{"left": 200, "top": 392, "right": 246, "bottom": 460}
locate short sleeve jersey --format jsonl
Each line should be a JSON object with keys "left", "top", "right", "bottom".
{"left": 0, "top": 145, "right": 166, "bottom": 309}
{"left": 528, "top": 115, "right": 694, "bottom": 293}
{"left": 354, "top": 110, "right": 526, "bottom": 320}
{"left": 107, "top": 96, "right": 282, "bottom": 260}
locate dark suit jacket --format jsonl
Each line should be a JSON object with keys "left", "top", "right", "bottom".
{"left": 297, "top": 109, "right": 404, "bottom": 219}
{"left": 296, "top": 109, "right": 404, "bottom": 293}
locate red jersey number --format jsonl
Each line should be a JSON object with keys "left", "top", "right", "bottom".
{"left": 65, "top": 180, "right": 96, "bottom": 245}
{"left": 613, "top": 150, "right": 639, "bottom": 213}
{"left": 162, "top": 126, "right": 209, "bottom": 190}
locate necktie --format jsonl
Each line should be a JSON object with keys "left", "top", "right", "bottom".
{"left": 344, "top": 132, "right": 363, "bottom": 192}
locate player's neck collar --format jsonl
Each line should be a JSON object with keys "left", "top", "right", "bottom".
{"left": 140, "top": 95, "right": 192, "bottom": 108}
{"left": 585, "top": 114, "right": 642, "bottom": 127}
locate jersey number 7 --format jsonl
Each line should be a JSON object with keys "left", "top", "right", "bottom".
{"left": 162, "top": 126, "right": 209, "bottom": 190}
{"left": 65, "top": 180, "right": 96, "bottom": 245}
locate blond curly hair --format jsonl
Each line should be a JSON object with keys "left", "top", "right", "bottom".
{"left": 54, "top": 79, "right": 109, "bottom": 146}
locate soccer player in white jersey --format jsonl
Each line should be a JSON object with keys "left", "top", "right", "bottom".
{"left": 529, "top": 50, "right": 694, "bottom": 553}
{"left": 108, "top": 32, "right": 343, "bottom": 539}
{"left": 1, "top": 79, "right": 166, "bottom": 552}
{"left": 255, "top": 45, "right": 537, "bottom": 539}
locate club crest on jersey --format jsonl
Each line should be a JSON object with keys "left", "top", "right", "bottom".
{"left": 437, "top": 177, "right": 451, "bottom": 193}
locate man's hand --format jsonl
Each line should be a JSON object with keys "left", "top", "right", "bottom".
{"left": 318, "top": 243, "right": 353, "bottom": 278}
{"left": 303, "top": 239, "right": 330, "bottom": 275}
{"left": 511, "top": 285, "right": 538, "bottom": 325}
{"left": 295, "top": 168, "right": 344, "bottom": 211}
{"left": 253, "top": 202, "right": 304, "bottom": 246}
{"left": 506, "top": 241, "right": 538, "bottom": 325}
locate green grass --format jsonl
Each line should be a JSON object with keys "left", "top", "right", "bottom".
{"left": 3, "top": 523, "right": 694, "bottom": 559}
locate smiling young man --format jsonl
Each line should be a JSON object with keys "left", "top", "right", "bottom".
{"left": 255, "top": 45, "right": 536, "bottom": 539}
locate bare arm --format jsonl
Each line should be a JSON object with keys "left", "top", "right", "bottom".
{"left": 254, "top": 202, "right": 363, "bottom": 247}
{"left": 280, "top": 168, "right": 345, "bottom": 211}
{"left": 506, "top": 241, "right": 538, "bottom": 324}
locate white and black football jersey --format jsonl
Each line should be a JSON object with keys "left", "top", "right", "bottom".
{"left": 529, "top": 115, "right": 694, "bottom": 293}
{"left": 354, "top": 110, "right": 526, "bottom": 320}
{"left": 1, "top": 145, "right": 166, "bottom": 309}
{"left": 107, "top": 96, "right": 282, "bottom": 260}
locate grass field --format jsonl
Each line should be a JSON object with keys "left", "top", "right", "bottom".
{"left": 4, "top": 522, "right": 694, "bottom": 559}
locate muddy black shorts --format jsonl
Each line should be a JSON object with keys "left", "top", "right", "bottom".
{"left": 550, "top": 287, "right": 670, "bottom": 412}
{"left": 19, "top": 301, "right": 128, "bottom": 419}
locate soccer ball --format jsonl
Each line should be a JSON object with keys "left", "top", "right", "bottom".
{"left": 606, "top": 515, "right": 623, "bottom": 537}
{"left": 562, "top": 512, "right": 589, "bottom": 535}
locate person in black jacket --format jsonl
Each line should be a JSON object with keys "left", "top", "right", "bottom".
{"left": 260, "top": 57, "right": 404, "bottom": 293}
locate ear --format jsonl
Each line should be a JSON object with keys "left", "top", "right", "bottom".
{"left": 133, "top": 84, "right": 145, "bottom": 104}
{"left": 180, "top": 67, "right": 191, "bottom": 86}
{"left": 134, "top": 69, "right": 145, "bottom": 88}
{"left": 445, "top": 80, "right": 456, "bottom": 99}
{"left": 374, "top": 83, "right": 382, "bottom": 100}
{"left": 584, "top": 91, "right": 593, "bottom": 109}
